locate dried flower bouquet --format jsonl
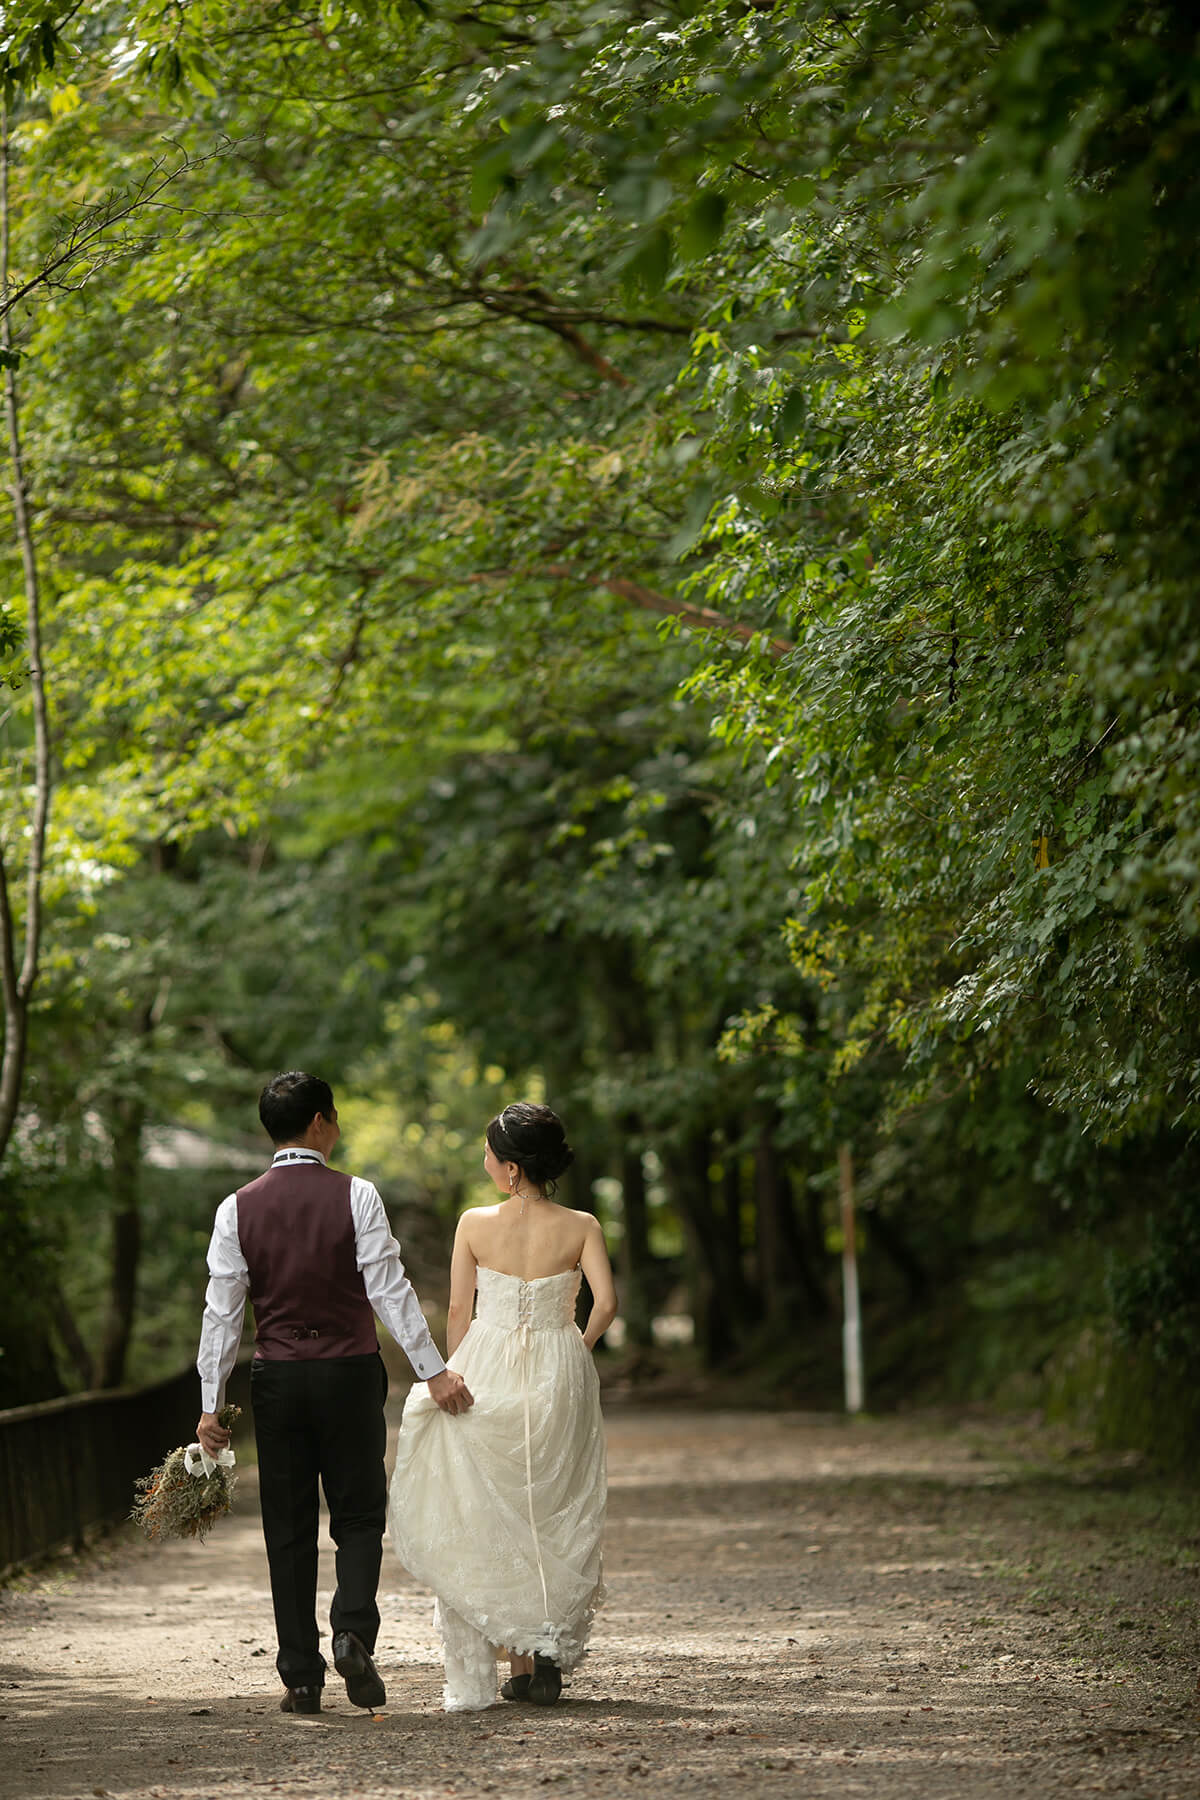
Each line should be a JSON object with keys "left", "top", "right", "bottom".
{"left": 131, "top": 1403, "right": 242, "bottom": 1541}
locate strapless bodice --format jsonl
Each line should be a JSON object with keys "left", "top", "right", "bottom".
{"left": 474, "top": 1265, "right": 581, "bottom": 1332}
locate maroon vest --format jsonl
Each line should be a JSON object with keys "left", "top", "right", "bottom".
{"left": 236, "top": 1162, "right": 378, "bottom": 1361}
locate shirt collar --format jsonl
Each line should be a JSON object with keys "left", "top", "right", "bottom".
{"left": 271, "top": 1147, "right": 328, "bottom": 1167}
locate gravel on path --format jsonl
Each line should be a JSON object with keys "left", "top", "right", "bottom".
{"left": 2, "top": 1406, "right": 1198, "bottom": 1800}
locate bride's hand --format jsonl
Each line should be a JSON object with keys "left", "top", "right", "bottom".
{"left": 428, "top": 1369, "right": 474, "bottom": 1414}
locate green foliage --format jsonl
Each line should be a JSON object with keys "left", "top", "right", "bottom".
{"left": 0, "top": 1173, "right": 63, "bottom": 1407}
{"left": 1109, "top": 1191, "right": 1200, "bottom": 1372}
{"left": 0, "top": 4, "right": 71, "bottom": 104}
{"left": 1, "top": 1, "right": 1198, "bottom": 1446}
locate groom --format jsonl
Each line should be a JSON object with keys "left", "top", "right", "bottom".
{"left": 196, "top": 1070, "right": 472, "bottom": 1715}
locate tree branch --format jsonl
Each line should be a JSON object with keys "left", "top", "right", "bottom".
{"left": 384, "top": 562, "right": 794, "bottom": 658}
{"left": 45, "top": 505, "right": 219, "bottom": 532}
{"left": 545, "top": 567, "right": 793, "bottom": 658}
{"left": 0, "top": 138, "right": 240, "bottom": 326}
{"left": 528, "top": 315, "right": 632, "bottom": 387}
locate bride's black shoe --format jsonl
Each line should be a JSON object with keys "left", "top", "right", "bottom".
{"left": 501, "top": 1673, "right": 532, "bottom": 1702}
{"left": 528, "top": 1654, "right": 562, "bottom": 1705}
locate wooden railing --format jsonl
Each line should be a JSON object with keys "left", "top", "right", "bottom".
{"left": 0, "top": 1361, "right": 251, "bottom": 1580}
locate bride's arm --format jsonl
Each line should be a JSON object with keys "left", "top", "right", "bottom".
{"left": 445, "top": 1213, "right": 478, "bottom": 1357}
{"left": 579, "top": 1215, "right": 618, "bottom": 1350}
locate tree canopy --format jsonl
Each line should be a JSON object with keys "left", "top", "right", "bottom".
{"left": 1, "top": 1, "right": 1197, "bottom": 1457}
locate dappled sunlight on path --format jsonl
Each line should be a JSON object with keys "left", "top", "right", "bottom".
{"left": 1, "top": 1408, "right": 1197, "bottom": 1799}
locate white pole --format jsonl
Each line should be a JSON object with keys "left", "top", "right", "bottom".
{"left": 838, "top": 1143, "right": 864, "bottom": 1413}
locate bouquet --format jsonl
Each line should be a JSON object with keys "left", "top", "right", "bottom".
{"left": 131, "top": 1403, "right": 242, "bottom": 1541}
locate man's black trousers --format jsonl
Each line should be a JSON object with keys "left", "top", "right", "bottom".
{"left": 250, "top": 1352, "right": 388, "bottom": 1690}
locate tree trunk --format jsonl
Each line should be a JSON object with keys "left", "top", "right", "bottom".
{"left": 568, "top": 1142, "right": 605, "bottom": 1335}
{"left": 865, "top": 1204, "right": 929, "bottom": 1303}
{"left": 618, "top": 1131, "right": 654, "bottom": 1348}
{"left": 754, "top": 1126, "right": 795, "bottom": 1332}
{"left": 670, "top": 1132, "right": 733, "bottom": 1366}
{"left": 52, "top": 1282, "right": 95, "bottom": 1390}
{"left": 754, "top": 1123, "right": 831, "bottom": 1331}
{"left": 97, "top": 1096, "right": 146, "bottom": 1388}
{"left": 595, "top": 947, "right": 659, "bottom": 1350}
{"left": 565, "top": 1141, "right": 600, "bottom": 1217}
{"left": 0, "top": 1285, "right": 63, "bottom": 1408}
{"left": 0, "top": 101, "right": 63, "bottom": 1402}
{"left": 568, "top": 1135, "right": 601, "bottom": 1336}
{"left": 540, "top": 1063, "right": 607, "bottom": 1334}
{"left": 784, "top": 1167, "right": 832, "bottom": 1318}
{"left": 721, "top": 1135, "right": 756, "bottom": 1318}
{"left": 0, "top": 1200, "right": 64, "bottom": 1407}
{"left": 0, "top": 97, "right": 53, "bottom": 1163}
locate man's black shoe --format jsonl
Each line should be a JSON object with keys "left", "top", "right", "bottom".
{"left": 332, "top": 1630, "right": 387, "bottom": 1710}
{"left": 280, "top": 1685, "right": 321, "bottom": 1714}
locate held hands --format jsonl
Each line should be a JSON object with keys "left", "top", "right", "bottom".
{"left": 428, "top": 1370, "right": 473, "bottom": 1415}
{"left": 197, "top": 1411, "right": 232, "bottom": 1456}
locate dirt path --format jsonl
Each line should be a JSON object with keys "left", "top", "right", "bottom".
{"left": 2, "top": 1406, "right": 1198, "bottom": 1799}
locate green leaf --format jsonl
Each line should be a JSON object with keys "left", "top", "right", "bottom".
{"left": 679, "top": 190, "right": 727, "bottom": 261}
{"left": 782, "top": 177, "right": 816, "bottom": 208}
{"left": 508, "top": 120, "right": 560, "bottom": 171}
{"left": 610, "top": 171, "right": 674, "bottom": 224}
{"left": 773, "top": 387, "right": 808, "bottom": 443}
{"left": 624, "top": 227, "right": 672, "bottom": 296}
{"left": 470, "top": 142, "right": 513, "bottom": 215}
{"left": 667, "top": 481, "right": 717, "bottom": 560}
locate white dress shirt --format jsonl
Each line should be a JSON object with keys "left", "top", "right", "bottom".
{"left": 197, "top": 1148, "right": 447, "bottom": 1412}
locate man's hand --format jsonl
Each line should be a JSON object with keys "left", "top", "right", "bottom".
{"left": 428, "top": 1370, "right": 473, "bottom": 1415}
{"left": 197, "top": 1411, "right": 232, "bottom": 1456}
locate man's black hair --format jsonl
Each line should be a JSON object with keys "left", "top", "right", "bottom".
{"left": 259, "top": 1070, "right": 335, "bottom": 1145}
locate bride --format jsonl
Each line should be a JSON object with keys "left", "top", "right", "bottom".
{"left": 388, "top": 1101, "right": 617, "bottom": 1710}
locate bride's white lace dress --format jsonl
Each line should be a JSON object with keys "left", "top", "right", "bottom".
{"left": 388, "top": 1265, "right": 606, "bottom": 1710}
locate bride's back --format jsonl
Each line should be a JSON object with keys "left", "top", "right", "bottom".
{"left": 463, "top": 1199, "right": 591, "bottom": 1282}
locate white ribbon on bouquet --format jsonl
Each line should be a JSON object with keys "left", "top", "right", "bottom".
{"left": 183, "top": 1442, "right": 237, "bottom": 1479}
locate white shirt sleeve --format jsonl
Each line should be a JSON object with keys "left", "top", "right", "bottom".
{"left": 196, "top": 1194, "right": 249, "bottom": 1414}
{"left": 351, "top": 1177, "right": 447, "bottom": 1383}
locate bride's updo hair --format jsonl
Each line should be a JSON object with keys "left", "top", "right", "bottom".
{"left": 487, "top": 1101, "right": 574, "bottom": 1195}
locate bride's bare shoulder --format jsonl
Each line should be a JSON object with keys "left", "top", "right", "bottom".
{"left": 456, "top": 1202, "right": 503, "bottom": 1235}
